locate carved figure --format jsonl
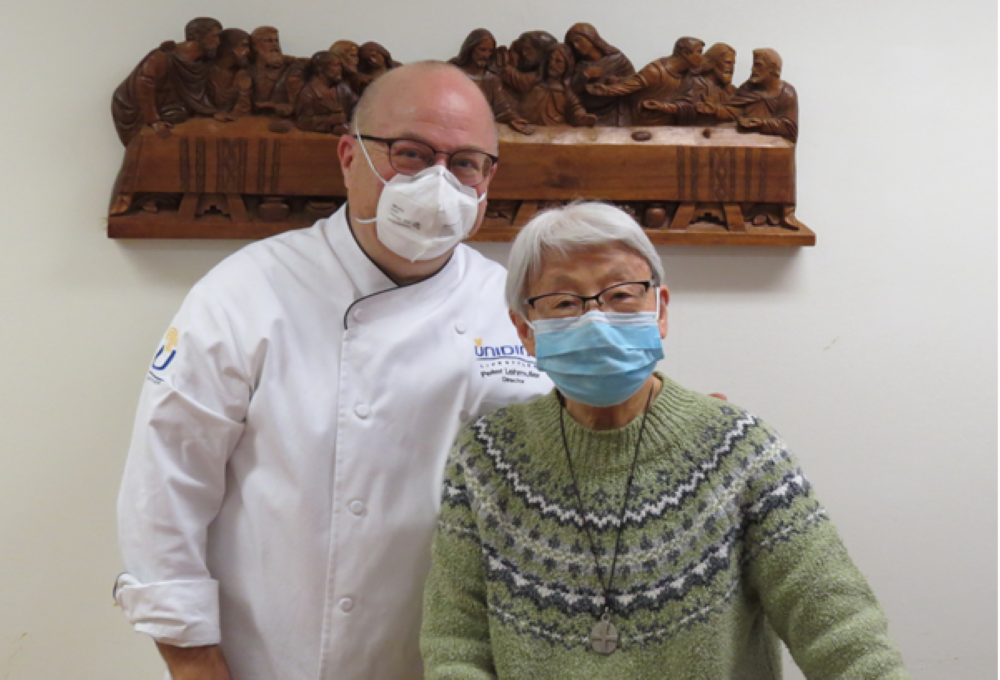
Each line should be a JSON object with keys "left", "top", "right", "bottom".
{"left": 111, "top": 17, "right": 222, "bottom": 145}
{"left": 295, "top": 51, "right": 357, "bottom": 134}
{"left": 450, "top": 29, "right": 534, "bottom": 135}
{"left": 586, "top": 36, "right": 704, "bottom": 126}
{"left": 702, "top": 48, "right": 798, "bottom": 142}
{"left": 329, "top": 40, "right": 373, "bottom": 96}
{"left": 495, "top": 31, "right": 558, "bottom": 103}
{"left": 208, "top": 29, "right": 253, "bottom": 117}
{"left": 514, "top": 44, "right": 596, "bottom": 127}
{"left": 564, "top": 23, "right": 635, "bottom": 126}
{"left": 657, "top": 42, "right": 737, "bottom": 125}
{"left": 247, "top": 26, "right": 305, "bottom": 117}
{"left": 358, "top": 41, "right": 401, "bottom": 79}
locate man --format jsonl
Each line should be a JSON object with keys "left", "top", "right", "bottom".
{"left": 702, "top": 48, "right": 799, "bottom": 142}
{"left": 111, "top": 17, "right": 222, "bottom": 145}
{"left": 586, "top": 36, "right": 704, "bottom": 126}
{"left": 247, "top": 26, "right": 305, "bottom": 118}
{"left": 115, "top": 62, "right": 551, "bottom": 679}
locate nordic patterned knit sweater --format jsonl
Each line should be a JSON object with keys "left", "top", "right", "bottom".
{"left": 421, "top": 375, "right": 908, "bottom": 679}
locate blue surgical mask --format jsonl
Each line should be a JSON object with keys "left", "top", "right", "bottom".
{"left": 529, "top": 304, "right": 664, "bottom": 408}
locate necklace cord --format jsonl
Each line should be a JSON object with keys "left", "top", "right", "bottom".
{"left": 559, "top": 385, "right": 654, "bottom": 617}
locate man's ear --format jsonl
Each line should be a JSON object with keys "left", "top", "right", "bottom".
{"left": 510, "top": 310, "right": 536, "bottom": 357}
{"left": 657, "top": 285, "right": 670, "bottom": 340}
{"left": 338, "top": 134, "right": 356, "bottom": 190}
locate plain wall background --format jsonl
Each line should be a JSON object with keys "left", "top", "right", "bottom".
{"left": 0, "top": 0, "right": 995, "bottom": 678}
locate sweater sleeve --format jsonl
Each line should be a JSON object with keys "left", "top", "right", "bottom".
{"left": 421, "top": 441, "right": 496, "bottom": 680}
{"left": 741, "top": 424, "right": 909, "bottom": 679}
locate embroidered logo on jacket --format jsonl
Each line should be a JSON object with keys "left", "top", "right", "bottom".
{"left": 474, "top": 338, "right": 540, "bottom": 384}
{"left": 147, "top": 327, "right": 179, "bottom": 384}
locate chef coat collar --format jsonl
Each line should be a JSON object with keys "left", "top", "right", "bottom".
{"left": 322, "top": 205, "right": 467, "bottom": 327}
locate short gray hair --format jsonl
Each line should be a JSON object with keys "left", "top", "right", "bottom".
{"left": 505, "top": 202, "right": 665, "bottom": 317}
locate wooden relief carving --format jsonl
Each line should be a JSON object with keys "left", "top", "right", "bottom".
{"left": 108, "top": 19, "right": 814, "bottom": 246}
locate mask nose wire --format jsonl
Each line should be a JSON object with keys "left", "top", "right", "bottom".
{"left": 354, "top": 133, "right": 388, "bottom": 225}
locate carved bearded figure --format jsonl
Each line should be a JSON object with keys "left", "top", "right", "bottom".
{"left": 495, "top": 31, "right": 558, "bottom": 104}
{"left": 329, "top": 40, "right": 373, "bottom": 96}
{"left": 247, "top": 26, "right": 305, "bottom": 118}
{"left": 357, "top": 41, "right": 401, "bottom": 80}
{"left": 587, "top": 36, "right": 704, "bottom": 126}
{"left": 111, "top": 17, "right": 222, "bottom": 144}
{"left": 208, "top": 28, "right": 253, "bottom": 117}
{"left": 295, "top": 51, "right": 357, "bottom": 135}
{"left": 450, "top": 29, "right": 533, "bottom": 135}
{"left": 719, "top": 48, "right": 798, "bottom": 142}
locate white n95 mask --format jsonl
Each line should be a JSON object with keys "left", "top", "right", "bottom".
{"left": 356, "top": 146, "right": 486, "bottom": 262}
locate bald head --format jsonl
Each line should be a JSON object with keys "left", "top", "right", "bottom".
{"left": 352, "top": 61, "right": 498, "bottom": 152}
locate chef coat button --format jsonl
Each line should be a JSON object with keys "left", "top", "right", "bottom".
{"left": 339, "top": 597, "right": 354, "bottom": 612}
{"left": 454, "top": 321, "right": 467, "bottom": 334}
{"left": 352, "top": 308, "right": 363, "bottom": 322}
{"left": 354, "top": 404, "right": 370, "bottom": 419}
{"left": 349, "top": 500, "right": 365, "bottom": 515}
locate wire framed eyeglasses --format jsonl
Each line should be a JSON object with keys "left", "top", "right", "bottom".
{"left": 354, "top": 133, "right": 498, "bottom": 187}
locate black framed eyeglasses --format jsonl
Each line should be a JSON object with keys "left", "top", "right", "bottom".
{"left": 527, "top": 281, "right": 655, "bottom": 319}
{"left": 354, "top": 133, "right": 498, "bottom": 187}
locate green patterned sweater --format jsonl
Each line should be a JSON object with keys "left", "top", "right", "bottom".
{"left": 421, "top": 375, "right": 908, "bottom": 679}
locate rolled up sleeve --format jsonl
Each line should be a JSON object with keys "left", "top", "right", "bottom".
{"left": 116, "top": 283, "right": 252, "bottom": 645}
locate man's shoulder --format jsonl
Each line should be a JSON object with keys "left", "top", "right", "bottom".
{"left": 455, "top": 244, "right": 508, "bottom": 287}
{"left": 198, "top": 218, "right": 338, "bottom": 292}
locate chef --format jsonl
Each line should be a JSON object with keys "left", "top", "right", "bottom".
{"left": 115, "top": 61, "right": 551, "bottom": 680}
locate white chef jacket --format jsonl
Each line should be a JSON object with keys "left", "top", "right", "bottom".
{"left": 115, "top": 205, "right": 552, "bottom": 680}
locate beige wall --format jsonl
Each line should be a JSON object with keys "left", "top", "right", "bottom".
{"left": 0, "top": 0, "right": 995, "bottom": 677}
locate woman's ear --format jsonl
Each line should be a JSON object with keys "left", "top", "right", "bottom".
{"left": 510, "top": 310, "right": 536, "bottom": 357}
{"left": 657, "top": 286, "right": 670, "bottom": 339}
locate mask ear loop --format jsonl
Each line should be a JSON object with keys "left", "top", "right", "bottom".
{"left": 354, "top": 133, "right": 388, "bottom": 224}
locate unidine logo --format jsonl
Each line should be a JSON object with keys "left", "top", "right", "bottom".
{"left": 473, "top": 337, "right": 534, "bottom": 364}
{"left": 151, "top": 327, "right": 179, "bottom": 371}
{"left": 474, "top": 337, "right": 540, "bottom": 384}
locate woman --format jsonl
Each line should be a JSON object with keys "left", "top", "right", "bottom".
{"left": 421, "top": 202, "right": 907, "bottom": 678}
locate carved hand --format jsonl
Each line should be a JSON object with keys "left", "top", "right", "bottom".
{"left": 509, "top": 118, "right": 536, "bottom": 136}
{"left": 696, "top": 102, "right": 716, "bottom": 115}
{"left": 738, "top": 117, "right": 762, "bottom": 129}
{"left": 495, "top": 46, "right": 509, "bottom": 70}
{"left": 642, "top": 100, "right": 677, "bottom": 113}
{"left": 584, "top": 66, "right": 604, "bottom": 80}
{"left": 213, "top": 112, "right": 236, "bottom": 123}
{"left": 585, "top": 83, "right": 608, "bottom": 96}
{"left": 150, "top": 120, "right": 173, "bottom": 139}
{"left": 581, "top": 114, "right": 597, "bottom": 128}
{"left": 275, "top": 103, "right": 294, "bottom": 118}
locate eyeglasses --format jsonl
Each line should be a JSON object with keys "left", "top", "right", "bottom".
{"left": 354, "top": 133, "right": 498, "bottom": 187}
{"left": 527, "top": 281, "right": 654, "bottom": 319}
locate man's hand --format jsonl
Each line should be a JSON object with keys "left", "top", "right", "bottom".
{"left": 584, "top": 65, "right": 603, "bottom": 80}
{"left": 156, "top": 642, "right": 232, "bottom": 680}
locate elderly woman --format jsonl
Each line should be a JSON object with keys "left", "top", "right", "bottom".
{"left": 421, "top": 202, "right": 907, "bottom": 679}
